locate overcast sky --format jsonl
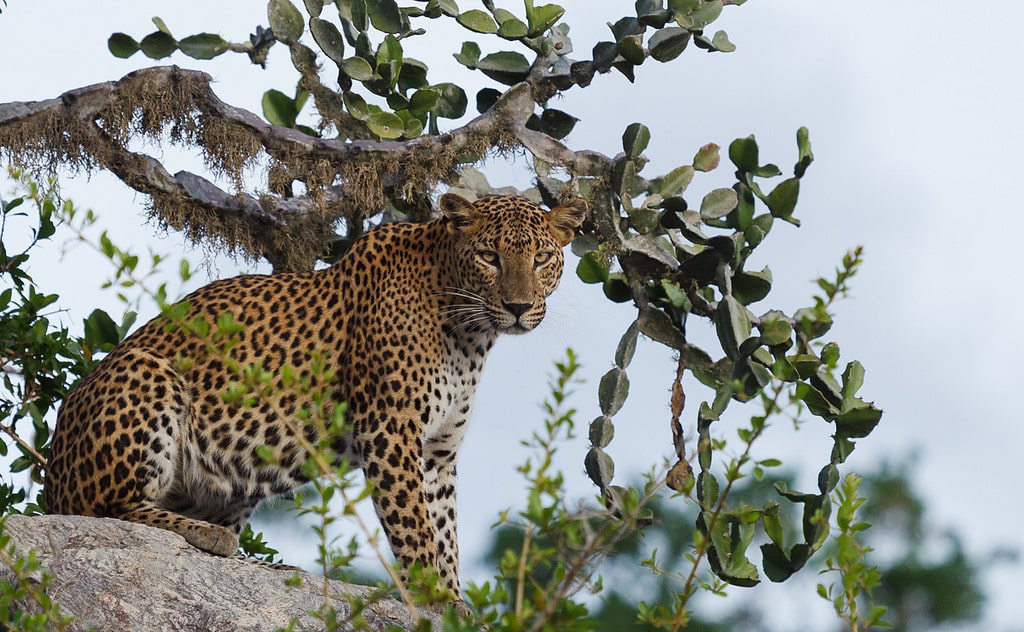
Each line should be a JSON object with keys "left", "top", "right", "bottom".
{"left": 2, "top": 1, "right": 1022, "bottom": 629}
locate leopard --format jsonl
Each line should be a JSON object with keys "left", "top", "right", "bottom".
{"left": 44, "top": 193, "right": 586, "bottom": 602}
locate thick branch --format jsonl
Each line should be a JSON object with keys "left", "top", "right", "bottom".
{"left": 0, "top": 66, "right": 623, "bottom": 269}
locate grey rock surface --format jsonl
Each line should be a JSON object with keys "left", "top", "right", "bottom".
{"left": 0, "top": 514, "right": 436, "bottom": 631}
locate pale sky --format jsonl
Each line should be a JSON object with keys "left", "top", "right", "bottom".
{"left": 2, "top": 1, "right": 1022, "bottom": 629}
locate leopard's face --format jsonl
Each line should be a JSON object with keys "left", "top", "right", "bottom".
{"left": 440, "top": 194, "right": 587, "bottom": 335}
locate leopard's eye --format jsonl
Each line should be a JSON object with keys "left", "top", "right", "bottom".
{"left": 477, "top": 250, "right": 500, "bottom": 266}
{"left": 533, "top": 251, "right": 554, "bottom": 267}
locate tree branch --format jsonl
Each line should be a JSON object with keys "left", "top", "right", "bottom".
{"left": 0, "top": 65, "right": 627, "bottom": 270}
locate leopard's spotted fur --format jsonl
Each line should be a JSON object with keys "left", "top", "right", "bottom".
{"left": 44, "top": 194, "right": 586, "bottom": 598}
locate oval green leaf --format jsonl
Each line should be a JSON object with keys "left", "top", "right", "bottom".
{"left": 342, "top": 92, "right": 370, "bottom": 120}
{"left": 525, "top": 2, "right": 565, "bottom": 37}
{"left": 584, "top": 447, "right": 615, "bottom": 489}
{"left": 304, "top": 0, "right": 324, "bottom": 17}
{"left": 108, "top": 33, "right": 139, "bottom": 59}
{"left": 622, "top": 122, "right": 650, "bottom": 159}
{"left": 475, "top": 51, "right": 531, "bottom": 85}
{"left": 366, "top": 111, "right": 405, "bottom": 139}
{"left": 617, "top": 34, "right": 646, "bottom": 65}
{"left": 700, "top": 187, "right": 738, "bottom": 220}
{"left": 139, "top": 32, "right": 177, "bottom": 60}
{"left": 262, "top": 89, "right": 297, "bottom": 127}
{"left": 431, "top": 82, "right": 468, "bottom": 119}
{"left": 457, "top": 9, "right": 497, "bottom": 33}
{"left": 649, "top": 26, "right": 690, "bottom": 62}
{"left": 310, "top": 17, "right": 346, "bottom": 64}
{"left": 453, "top": 41, "right": 481, "bottom": 68}
{"left": 178, "top": 33, "right": 229, "bottom": 60}
{"left": 497, "top": 16, "right": 528, "bottom": 39}
{"left": 368, "top": 0, "right": 406, "bottom": 33}
{"left": 693, "top": 142, "right": 720, "bottom": 172}
{"left": 341, "top": 56, "right": 375, "bottom": 81}
{"left": 408, "top": 89, "right": 440, "bottom": 117}
{"left": 268, "top": 0, "right": 304, "bottom": 44}
{"left": 589, "top": 415, "right": 615, "bottom": 449}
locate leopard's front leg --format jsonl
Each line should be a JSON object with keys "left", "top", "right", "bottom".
{"left": 424, "top": 457, "right": 460, "bottom": 594}
{"left": 360, "top": 420, "right": 441, "bottom": 589}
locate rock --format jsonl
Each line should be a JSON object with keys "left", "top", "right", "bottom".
{"left": 0, "top": 514, "right": 437, "bottom": 631}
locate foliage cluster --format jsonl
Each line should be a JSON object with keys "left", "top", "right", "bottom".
{"left": 0, "top": 0, "right": 950, "bottom": 630}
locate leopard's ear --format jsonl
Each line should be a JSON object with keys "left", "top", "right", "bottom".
{"left": 440, "top": 193, "right": 481, "bottom": 231}
{"left": 546, "top": 199, "right": 587, "bottom": 246}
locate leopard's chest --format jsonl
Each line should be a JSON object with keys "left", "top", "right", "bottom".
{"left": 421, "top": 335, "right": 493, "bottom": 457}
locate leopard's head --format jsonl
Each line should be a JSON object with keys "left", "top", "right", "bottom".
{"left": 440, "top": 193, "right": 586, "bottom": 335}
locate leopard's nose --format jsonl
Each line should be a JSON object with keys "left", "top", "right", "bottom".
{"left": 503, "top": 301, "right": 533, "bottom": 318}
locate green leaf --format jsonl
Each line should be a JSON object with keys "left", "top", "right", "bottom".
{"left": 178, "top": 33, "right": 229, "bottom": 60}
{"left": 268, "top": 0, "right": 304, "bottom": 44}
{"left": 471, "top": 88, "right": 498, "bottom": 114}
{"left": 629, "top": 208, "right": 660, "bottom": 234}
{"left": 732, "top": 267, "right": 772, "bottom": 305}
{"left": 758, "top": 311, "right": 792, "bottom": 346}
{"left": 690, "top": 0, "right": 722, "bottom": 28}
{"left": 340, "top": 0, "right": 368, "bottom": 32}
{"left": 699, "top": 187, "right": 737, "bottom": 220}
{"left": 617, "top": 34, "right": 646, "bottom": 65}
{"left": 341, "top": 56, "right": 375, "bottom": 81}
{"left": 698, "top": 472, "right": 719, "bottom": 505}
{"left": 761, "top": 543, "right": 798, "bottom": 582}
{"left": 431, "top": 82, "right": 468, "bottom": 119}
{"left": 612, "top": 159, "right": 644, "bottom": 198}
{"left": 729, "top": 135, "right": 759, "bottom": 173}
{"left": 835, "top": 406, "right": 882, "bottom": 439}
{"left": 475, "top": 51, "right": 531, "bottom": 85}
{"left": 538, "top": 108, "right": 578, "bottom": 139}
{"left": 622, "top": 122, "right": 650, "bottom": 159}
{"left": 367, "top": 0, "right": 406, "bottom": 33}
{"left": 524, "top": 0, "right": 565, "bottom": 37}
{"left": 637, "top": 0, "right": 670, "bottom": 27}
{"left": 83, "top": 309, "right": 122, "bottom": 349}
{"left": 398, "top": 59, "right": 429, "bottom": 92}
{"left": 795, "top": 126, "right": 814, "bottom": 177}
{"left": 766, "top": 177, "right": 800, "bottom": 225}
{"left": 139, "top": 32, "right": 177, "bottom": 60}
{"left": 453, "top": 41, "right": 481, "bottom": 68}
{"left": 598, "top": 367, "right": 630, "bottom": 416}
{"left": 457, "top": 9, "right": 497, "bottom": 33}
{"left": 497, "top": 16, "right": 529, "bottom": 39}
{"left": 343, "top": 91, "right": 370, "bottom": 120}
{"left": 304, "top": 0, "right": 324, "bottom": 16}
{"left": 403, "top": 117, "right": 424, "bottom": 138}
{"left": 108, "top": 33, "right": 139, "bottom": 58}
{"left": 151, "top": 17, "right": 172, "bottom": 35}
{"left": 711, "top": 30, "right": 735, "bottom": 52}
{"left": 408, "top": 89, "right": 440, "bottom": 117}
{"left": 615, "top": 320, "right": 640, "bottom": 368}
{"left": 659, "top": 165, "right": 694, "bottom": 197}
{"left": 375, "top": 34, "right": 403, "bottom": 88}
{"left": 693, "top": 142, "right": 720, "bottom": 172}
{"left": 366, "top": 111, "right": 405, "bottom": 139}
{"left": 649, "top": 26, "right": 690, "bottom": 62}
{"left": 660, "top": 279, "right": 690, "bottom": 309}
{"left": 603, "top": 274, "right": 632, "bottom": 303}
{"left": 715, "top": 296, "right": 752, "bottom": 361}
{"left": 576, "top": 251, "right": 609, "bottom": 284}
{"left": 589, "top": 415, "right": 615, "bottom": 448}
{"left": 262, "top": 89, "right": 298, "bottom": 127}
{"left": 310, "top": 18, "right": 346, "bottom": 64}
{"left": 637, "top": 308, "right": 687, "bottom": 351}
{"left": 584, "top": 447, "right": 615, "bottom": 488}
{"left": 434, "top": 0, "right": 460, "bottom": 18}
{"left": 794, "top": 383, "right": 839, "bottom": 420}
